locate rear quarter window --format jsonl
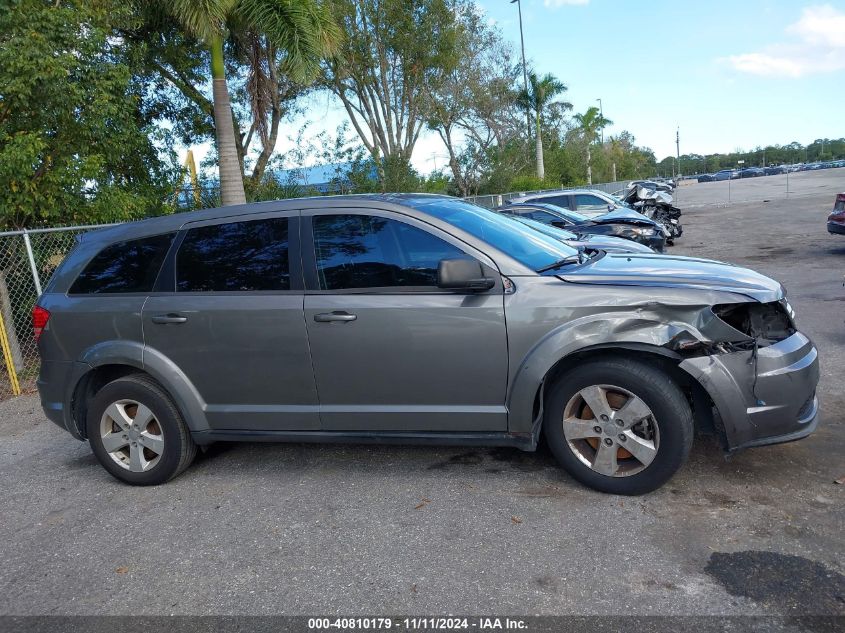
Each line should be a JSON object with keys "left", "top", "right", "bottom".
{"left": 176, "top": 217, "right": 290, "bottom": 292}
{"left": 69, "top": 233, "right": 175, "bottom": 294}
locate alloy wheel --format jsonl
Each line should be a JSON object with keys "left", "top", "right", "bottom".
{"left": 99, "top": 399, "right": 164, "bottom": 472}
{"left": 561, "top": 384, "right": 660, "bottom": 477}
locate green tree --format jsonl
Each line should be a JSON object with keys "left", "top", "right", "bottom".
{"left": 0, "top": 0, "right": 177, "bottom": 229}
{"left": 573, "top": 106, "right": 612, "bottom": 184}
{"left": 156, "top": 0, "right": 340, "bottom": 205}
{"left": 425, "top": 4, "right": 523, "bottom": 196}
{"left": 323, "top": 0, "right": 464, "bottom": 189}
{"left": 516, "top": 72, "right": 570, "bottom": 180}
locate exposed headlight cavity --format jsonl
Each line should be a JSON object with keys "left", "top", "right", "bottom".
{"left": 712, "top": 301, "right": 795, "bottom": 346}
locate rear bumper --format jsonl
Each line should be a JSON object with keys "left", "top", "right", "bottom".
{"left": 827, "top": 220, "right": 845, "bottom": 235}
{"left": 37, "top": 360, "right": 90, "bottom": 440}
{"left": 679, "top": 331, "right": 819, "bottom": 452}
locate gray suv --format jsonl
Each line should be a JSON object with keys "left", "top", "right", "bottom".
{"left": 34, "top": 194, "right": 819, "bottom": 494}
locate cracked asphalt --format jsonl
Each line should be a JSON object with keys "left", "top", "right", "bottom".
{"left": 0, "top": 170, "right": 843, "bottom": 616}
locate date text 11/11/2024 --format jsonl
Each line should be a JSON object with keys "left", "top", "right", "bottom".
{"left": 307, "top": 617, "right": 529, "bottom": 630}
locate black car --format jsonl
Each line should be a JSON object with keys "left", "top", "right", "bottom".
{"left": 697, "top": 174, "right": 715, "bottom": 183}
{"left": 499, "top": 203, "right": 667, "bottom": 252}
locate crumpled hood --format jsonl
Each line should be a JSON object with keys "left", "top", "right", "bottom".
{"left": 591, "top": 208, "right": 661, "bottom": 227}
{"left": 578, "top": 234, "right": 655, "bottom": 253}
{"left": 559, "top": 253, "right": 783, "bottom": 302}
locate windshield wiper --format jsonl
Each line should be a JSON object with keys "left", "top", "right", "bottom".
{"left": 535, "top": 253, "right": 584, "bottom": 273}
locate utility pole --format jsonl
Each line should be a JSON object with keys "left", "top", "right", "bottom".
{"left": 511, "top": 0, "right": 531, "bottom": 142}
{"left": 597, "top": 98, "right": 604, "bottom": 144}
{"left": 675, "top": 126, "right": 680, "bottom": 178}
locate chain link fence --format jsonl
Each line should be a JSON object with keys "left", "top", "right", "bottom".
{"left": 0, "top": 224, "right": 116, "bottom": 400}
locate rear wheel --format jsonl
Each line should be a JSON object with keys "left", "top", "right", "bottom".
{"left": 87, "top": 374, "right": 196, "bottom": 485}
{"left": 544, "top": 357, "right": 693, "bottom": 495}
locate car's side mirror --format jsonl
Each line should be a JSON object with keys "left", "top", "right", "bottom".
{"left": 437, "top": 258, "right": 495, "bottom": 293}
{"left": 608, "top": 204, "right": 614, "bottom": 212}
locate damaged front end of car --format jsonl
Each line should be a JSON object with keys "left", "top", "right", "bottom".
{"left": 668, "top": 299, "right": 819, "bottom": 453}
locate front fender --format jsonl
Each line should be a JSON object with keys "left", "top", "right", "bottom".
{"left": 506, "top": 310, "right": 703, "bottom": 434}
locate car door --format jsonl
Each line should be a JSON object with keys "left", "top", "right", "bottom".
{"left": 142, "top": 211, "right": 320, "bottom": 431}
{"left": 301, "top": 208, "right": 508, "bottom": 432}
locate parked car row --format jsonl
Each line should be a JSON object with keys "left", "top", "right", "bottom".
{"left": 35, "top": 193, "right": 819, "bottom": 495}
{"left": 506, "top": 186, "right": 682, "bottom": 248}
{"left": 499, "top": 202, "right": 667, "bottom": 252}
{"left": 698, "top": 160, "right": 845, "bottom": 182}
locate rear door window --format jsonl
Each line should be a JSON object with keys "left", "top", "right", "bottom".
{"left": 177, "top": 217, "right": 290, "bottom": 292}
{"left": 574, "top": 194, "right": 610, "bottom": 212}
{"left": 531, "top": 195, "right": 570, "bottom": 209}
{"left": 70, "top": 233, "right": 174, "bottom": 294}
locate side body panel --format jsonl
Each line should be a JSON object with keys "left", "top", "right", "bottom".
{"left": 142, "top": 294, "right": 319, "bottom": 431}
{"left": 300, "top": 208, "right": 509, "bottom": 432}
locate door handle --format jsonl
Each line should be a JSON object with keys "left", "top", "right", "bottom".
{"left": 314, "top": 311, "right": 357, "bottom": 323}
{"left": 151, "top": 314, "right": 188, "bottom": 324}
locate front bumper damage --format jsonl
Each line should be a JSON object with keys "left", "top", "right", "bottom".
{"left": 679, "top": 331, "right": 819, "bottom": 452}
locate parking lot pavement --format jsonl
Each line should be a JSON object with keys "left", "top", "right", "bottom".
{"left": 675, "top": 166, "right": 845, "bottom": 207}
{"left": 0, "top": 178, "right": 843, "bottom": 617}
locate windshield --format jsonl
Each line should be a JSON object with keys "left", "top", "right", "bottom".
{"left": 402, "top": 197, "right": 578, "bottom": 271}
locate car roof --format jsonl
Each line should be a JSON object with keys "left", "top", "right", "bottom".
{"left": 510, "top": 189, "right": 612, "bottom": 202}
{"left": 81, "top": 193, "right": 456, "bottom": 245}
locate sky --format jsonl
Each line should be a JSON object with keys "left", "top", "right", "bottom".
{"left": 190, "top": 0, "right": 845, "bottom": 175}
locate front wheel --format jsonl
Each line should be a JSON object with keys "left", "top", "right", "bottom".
{"left": 544, "top": 358, "right": 693, "bottom": 495}
{"left": 86, "top": 374, "right": 197, "bottom": 485}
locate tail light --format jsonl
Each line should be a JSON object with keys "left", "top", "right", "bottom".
{"left": 32, "top": 305, "right": 50, "bottom": 342}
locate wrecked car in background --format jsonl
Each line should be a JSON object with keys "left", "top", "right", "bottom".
{"left": 34, "top": 194, "right": 819, "bottom": 495}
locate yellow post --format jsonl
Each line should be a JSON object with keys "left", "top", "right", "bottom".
{"left": 185, "top": 150, "right": 200, "bottom": 205}
{"left": 0, "top": 310, "right": 21, "bottom": 396}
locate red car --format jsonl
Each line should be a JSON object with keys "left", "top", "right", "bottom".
{"left": 828, "top": 193, "right": 845, "bottom": 235}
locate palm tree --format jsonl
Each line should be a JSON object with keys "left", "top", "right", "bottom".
{"left": 162, "top": 0, "right": 340, "bottom": 205}
{"left": 516, "top": 72, "right": 568, "bottom": 181}
{"left": 574, "top": 106, "right": 612, "bottom": 185}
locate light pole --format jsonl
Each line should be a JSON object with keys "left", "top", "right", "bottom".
{"left": 510, "top": 0, "right": 531, "bottom": 141}
{"left": 596, "top": 98, "right": 603, "bottom": 144}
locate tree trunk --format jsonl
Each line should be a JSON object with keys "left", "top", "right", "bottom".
{"left": 535, "top": 111, "right": 544, "bottom": 181}
{"left": 586, "top": 144, "right": 592, "bottom": 185}
{"left": 210, "top": 36, "right": 246, "bottom": 206}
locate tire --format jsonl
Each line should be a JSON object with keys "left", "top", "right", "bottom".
{"left": 543, "top": 357, "right": 693, "bottom": 495}
{"left": 86, "top": 373, "right": 197, "bottom": 485}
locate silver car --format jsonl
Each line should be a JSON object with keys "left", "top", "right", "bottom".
{"left": 34, "top": 194, "right": 819, "bottom": 494}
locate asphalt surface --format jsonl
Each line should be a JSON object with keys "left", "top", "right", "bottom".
{"left": 0, "top": 170, "right": 843, "bottom": 617}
